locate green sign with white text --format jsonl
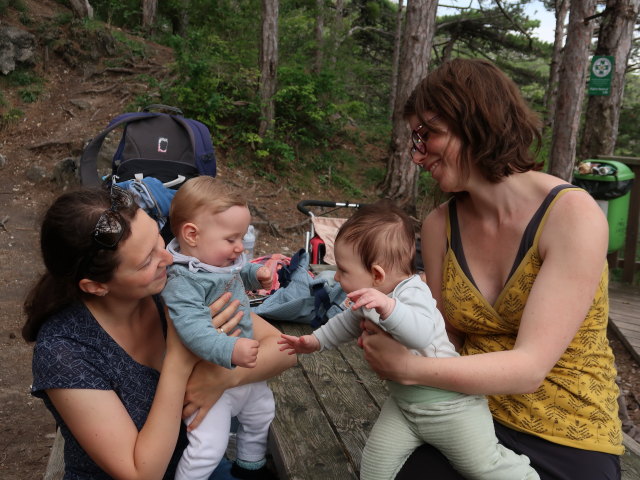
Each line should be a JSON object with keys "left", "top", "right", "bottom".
{"left": 588, "top": 56, "right": 614, "bottom": 96}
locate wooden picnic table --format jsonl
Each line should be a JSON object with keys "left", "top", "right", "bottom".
{"left": 267, "top": 322, "right": 386, "bottom": 479}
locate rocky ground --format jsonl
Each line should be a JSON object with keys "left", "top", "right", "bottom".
{"left": 0, "top": 2, "right": 638, "bottom": 479}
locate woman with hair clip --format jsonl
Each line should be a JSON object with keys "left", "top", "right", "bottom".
{"left": 360, "top": 58, "right": 623, "bottom": 479}
{"left": 23, "top": 185, "right": 294, "bottom": 479}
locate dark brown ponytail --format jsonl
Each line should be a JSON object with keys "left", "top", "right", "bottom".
{"left": 22, "top": 188, "right": 137, "bottom": 342}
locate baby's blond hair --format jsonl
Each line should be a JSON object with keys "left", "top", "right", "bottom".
{"left": 169, "top": 176, "right": 246, "bottom": 237}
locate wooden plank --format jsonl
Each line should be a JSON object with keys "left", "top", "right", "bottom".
{"left": 622, "top": 433, "right": 640, "bottom": 480}
{"left": 278, "top": 322, "right": 381, "bottom": 477}
{"left": 43, "top": 429, "right": 64, "bottom": 480}
{"left": 268, "top": 349, "right": 358, "bottom": 480}
{"left": 614, "top": 323, "right": 640, "bottom": 336}
{"left": 338, "top": 341, "right": 388, "bottom": 408}
{"left": 609, "top": 323, "right": 640, "bottom": 366}
{"left": 608, "top": 283, "right": 640, "bottom": 364}
{"left": 622, "top": 165, "right": 640, "bottom": 283}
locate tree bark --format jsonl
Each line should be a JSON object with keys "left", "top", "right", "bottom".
{"left": 380, "top": 0, "right": 438, "bottom": 213}
{"left": 68, "top": 0, "right": 93, "bottom": 19}
{"left": 312, "top": 0, "right": 324, "bottom": 74}
{"left": 259, "top": 0, "right": 279, "bottom": 137}
{"left": 544, "top": 0, "right": 569, "bottom": 131}
{"left": 548, "top": 0, "right": 597, "bottom": 181}
{"left": 388, "top": 0, "right": 404, "bottom": 118}
{"left": 578, "top": 0, "right": 640, "bottom": 160}
{"left": 330, "top": 0, "right": 345, "bottom": 67}
{"left": 142, "top": 0, "right": 158, "bottom": 29}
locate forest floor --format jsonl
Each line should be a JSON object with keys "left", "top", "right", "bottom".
{"left": 0, "top": 2, "right": 638, "bottom": 479}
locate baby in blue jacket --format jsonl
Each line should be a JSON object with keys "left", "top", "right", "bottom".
{"left": 162, "top": 176, "right": 275, "bottom": 480}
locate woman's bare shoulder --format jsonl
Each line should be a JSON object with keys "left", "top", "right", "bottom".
{"left": 422, "top": 200, "right": 449, "bottom": 231}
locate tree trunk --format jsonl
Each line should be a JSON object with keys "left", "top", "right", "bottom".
{"left": 330, "top": 0, "right": 345, "bottom": 67}
{"left": 548, "top": 0, "right": 597, "bottom": 181}
{"left": 259, "top": 0, "right": 279, "bottom": 137}
{"left": 312, "top": 0, "right": 324, "bottom": 74}
{"left": 544, "top": 0, "right": 569, "bottom": 131}
{"left": 578, "top": 0, "right": 640, "bottom": 160}
{"left": 68, "top": 0, "right": 93, "bottom": 19}
{"left": 388, "top": 0, "right": 404, "bottom": 118}
{"left": 142, "top": 0, "right": 158, "bottom": 29}
{"left": 380, "top": 0, "right": 438, "bottom": 213}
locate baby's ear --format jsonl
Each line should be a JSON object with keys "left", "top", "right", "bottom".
{"left": 371, "top": 264, "right": 386, "bottom": 286}
{"left": 181, "top": 222, "right": 199, "bottom": 247}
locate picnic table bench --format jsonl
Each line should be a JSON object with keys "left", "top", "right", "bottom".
{"left": 43, "top": 319, "right": 640, "bottom": 480}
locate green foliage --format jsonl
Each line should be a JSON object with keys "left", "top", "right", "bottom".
{"left": 615, "top": 73, "right": 640, "bottom": 157}
{"left": 0, "top": 0, "right": 25, "bottom": 15}
{"left": 0, "top": 108, "right": 24, "bottom": 130}
{"left": 91, "top": 0, "right": 141, "bottom": 28}
{"left": 53, "top": 11, "right": 74, "bottom": 26}
{"left": 18, "top": 86, "right": 42, "bottom": 103}
{"left": 50, "top": 0, "right": 640, "bottom": 210}
{"left": 18, "top": 11, "right": 33, "bottom": 25}
{"left": 110, "top": 30, "right": 148, "bottom": 60}
{"left": 274, "top": 66, "right": 340, "bottom": 147}
{"left": 4, "top": 68, "right": 41, "bottom": 87}
{"left": 160, "top": 30, "right": 261, "bottom": 145}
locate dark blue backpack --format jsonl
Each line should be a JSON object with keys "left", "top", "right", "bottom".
{"left": 79, "top": 104, "right": 216, "bottom": 187}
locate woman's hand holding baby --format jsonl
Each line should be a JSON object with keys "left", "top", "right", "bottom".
{"left": 278, "top": 334, "right": 321, "bottom": 355}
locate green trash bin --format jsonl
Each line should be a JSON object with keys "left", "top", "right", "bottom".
{"left": 573, "top": 159, "right": 635, "bottom": 253}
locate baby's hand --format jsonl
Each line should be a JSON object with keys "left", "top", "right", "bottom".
{"left": 278, "top": 334, "right": 321, "bottom": 355}
{"left": 348, "top": 288, "right": 395, "bottom": 319}
{"left": 231, "top": 337, "right": 259, "bottom": 368}
{"left": 256, "top": 266, "right": 273, "bottom": 291}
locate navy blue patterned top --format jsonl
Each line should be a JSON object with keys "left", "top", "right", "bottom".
{"left": 31, "top": 299, "right": 187, "bottom": 479}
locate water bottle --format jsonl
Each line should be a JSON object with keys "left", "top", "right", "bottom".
{"left": 243, "top": 225, "right": 256, "bottom": 260}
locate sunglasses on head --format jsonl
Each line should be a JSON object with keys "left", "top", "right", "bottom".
{"left": 92, "top": 184, "right": 134, "bottom": 250}
{"left": 75, "top": 184, "right": 134, "bottom": 283}
{"left": 410, "top": 114, "right": 439, "bottom": 156}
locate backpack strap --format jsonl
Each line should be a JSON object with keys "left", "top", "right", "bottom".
{"left": 79, "top": 112, "right": 160, "bottom": 186}
{"left": 175, "top": 116, "right": 216, "bottom": 177}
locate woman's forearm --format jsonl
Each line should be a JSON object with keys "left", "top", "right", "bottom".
{"left": 362, "top": 330, "right": 543, "bottom": 396}
{"left": 214, "top": 314, "right": 296, "bottom": 389}
{"left": 133, "top": 358, "right": 193, "bottom": 478}
{"left": 48, "top": 357, "right": 193, "bottom": 480}
{"left": 402, "top": 347, "right": 543, "bottom": 395}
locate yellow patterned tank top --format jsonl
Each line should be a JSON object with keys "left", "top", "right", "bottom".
{"left": 442, "top": 185, "right": 623, "bottom": 455}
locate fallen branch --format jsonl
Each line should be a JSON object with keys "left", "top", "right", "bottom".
{"left": 280, "top": 219, "right": 309, "bottom": 232}
{"left": 61, "top": 106, "right": 75, "bottom": 118}
{"left": 27, "top": 140, "right": 73, "bottom": 150}
{"left": 258, "top": 186, "right": 284, "bottom": 198}
{"left": 77, "top": 84, "right": 118, "bottom": 95}
{"left": 104, "top": 67, "right": 137, "bottom": 74}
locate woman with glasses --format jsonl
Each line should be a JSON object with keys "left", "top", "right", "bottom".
{"left": 22, "top": 187, "right": 294, "bottom": 479}
{"left": 360, "top": 58, "right": 623, "bottom": 479}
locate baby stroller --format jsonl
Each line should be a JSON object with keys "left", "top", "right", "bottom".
{"left": 297, "top": 199, "right": 364, "bottom": 267}
{"left": 251, "top": 200, "right": 363, "bottom": 327}
{"left": 298, "top": 199, "right": 425, "bottom": 273}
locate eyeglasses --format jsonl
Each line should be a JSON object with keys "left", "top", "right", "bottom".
{"left": 410, "top": 114, "right": 439, "bottom": 156}
{"left": 92, "top": 185, "right": 133, "bottom": 250}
